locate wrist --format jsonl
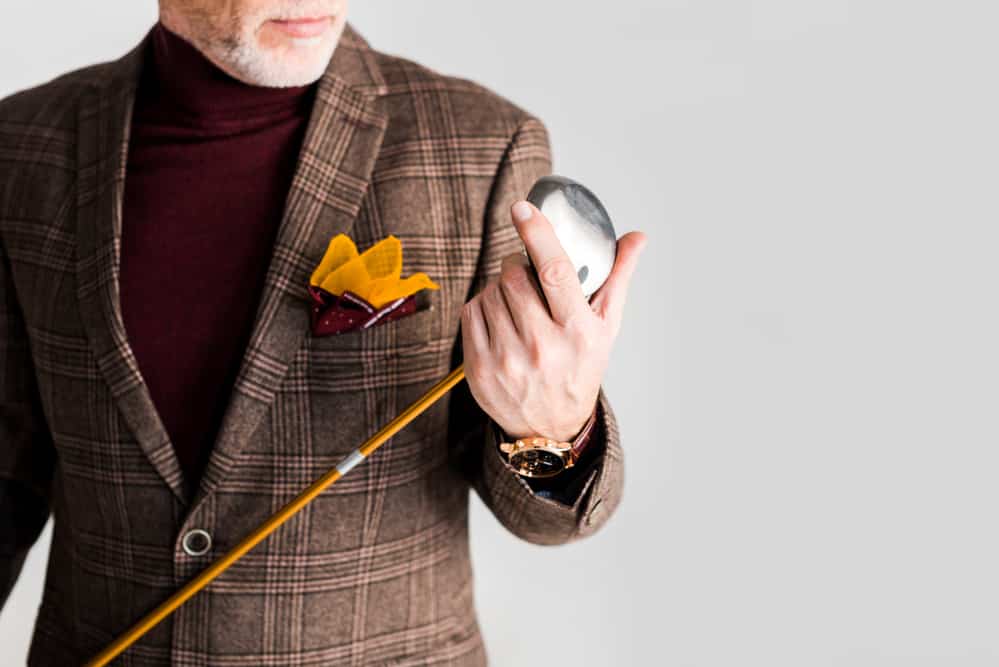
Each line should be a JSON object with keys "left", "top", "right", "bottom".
{"left": 494, "top": 401, "right": 599, "bottom": 478}
{"left": 498, "top": 400, "right": 598, "bottom": 446}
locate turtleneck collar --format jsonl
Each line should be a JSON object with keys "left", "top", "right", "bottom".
{"left": 136, "top": 20, "right": 317, "bottom": 122}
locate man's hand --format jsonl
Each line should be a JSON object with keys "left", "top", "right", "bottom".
{"left": 461, "top": 199, "right": 647, "bottom": 442}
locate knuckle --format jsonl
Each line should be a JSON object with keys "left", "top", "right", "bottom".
{"left": 481, "top": 281, "right": 498, "bottom": 303}
{"left": 538, "top": 257, "right": 576, "bottom": 288}
{"left": 488, "top": 282, "right": 506, "bottom": 307}
{"left": 564, "top": 314, "right": 596, "bottom": 350}
{"left": 526, "top": 337, "right": 547, "bottom": 368}
{"left": 499, "top": 265, "right": 531, "bottom": 294}
{"left": 498, "top": 352, "right": 525, "bottom": 379}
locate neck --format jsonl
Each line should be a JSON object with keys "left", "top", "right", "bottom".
{"left": 138, "top": 21, "right": 316, "bottom": 120}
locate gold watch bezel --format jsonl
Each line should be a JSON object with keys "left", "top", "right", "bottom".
{"left": 499, "top": 436, "right": 576, "bottom": 478}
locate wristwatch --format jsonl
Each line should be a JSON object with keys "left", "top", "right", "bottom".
{"left": 494, "top": 406, "right": 598, "bottom": 478}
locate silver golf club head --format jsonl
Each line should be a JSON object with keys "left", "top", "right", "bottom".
{"left": 525, "top": 175, "right": 617, "bottom": 303}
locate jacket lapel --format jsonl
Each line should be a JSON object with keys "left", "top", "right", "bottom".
{"left": 75, "top": 25, "right": 188, "bottom": 503}
{"left": 73, "top": 22, "right": 390, "bottom": 509}
{"left": 189, "top": 23, "right": 390, "bottom": 513}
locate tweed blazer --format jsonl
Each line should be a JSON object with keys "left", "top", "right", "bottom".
{"left": 0, "top": 21, "right": 624, "bottom": 666}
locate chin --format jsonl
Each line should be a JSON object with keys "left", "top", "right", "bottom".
{"left": 223, "top": 18, "right": 343, "bottom": 87}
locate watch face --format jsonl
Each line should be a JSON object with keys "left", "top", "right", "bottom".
{"left": 511, "top": 448, "right": 565, "bottom": 477}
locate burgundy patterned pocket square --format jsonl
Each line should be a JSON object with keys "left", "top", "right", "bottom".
{"left": 308, "top": 286, "right": 418, "bottom": 336}
{"left": 307, "top": 233, "right": 439, "bottom": 337}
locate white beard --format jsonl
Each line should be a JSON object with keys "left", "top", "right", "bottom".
{"left": 168, "top": 3, "right": 348, "bottom": 89}
{"left": 217, "top": 17, "right": 346, "bottom": 87}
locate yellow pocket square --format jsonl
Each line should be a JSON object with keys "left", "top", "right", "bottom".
{"left": 307, "top": 234, "right": 440, "bottom": 336}
{"left": 309, "top": 233, "right": 439, "bottom": 310}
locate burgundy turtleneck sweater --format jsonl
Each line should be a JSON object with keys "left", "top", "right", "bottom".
{"left": 119, "top": 21, "right": 598, "bottom": 497}
{"left": 120, "top": 22, "right": 317, "bottom": 489}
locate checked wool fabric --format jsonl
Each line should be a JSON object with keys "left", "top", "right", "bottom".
{"left": 0, "top": 21, "right": 624, "bottom": 666}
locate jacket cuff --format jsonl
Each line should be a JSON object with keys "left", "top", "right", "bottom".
{"left": 490, "top": 400, "right": 601, "bottom": 506}
{"left": 481, "top": 385, "right": 623, "bottom": 544}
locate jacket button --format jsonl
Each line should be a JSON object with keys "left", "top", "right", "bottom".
{"left": 181, "top": 528, "right": 212, "bottom": 556}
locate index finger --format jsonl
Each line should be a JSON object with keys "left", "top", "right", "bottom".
{"left": 510, "top": 200, "right": 589, "bottom": 326}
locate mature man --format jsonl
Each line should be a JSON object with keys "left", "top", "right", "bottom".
{"left": 0, "top": 0, "right": 645, "bottom": 664}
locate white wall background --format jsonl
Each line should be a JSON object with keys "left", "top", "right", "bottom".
{"left": 3, "top": 1, "right": 999, "bottom": 665}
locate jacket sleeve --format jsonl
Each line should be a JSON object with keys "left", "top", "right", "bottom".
{"left": 0, "top": 236, "right": 56, "bottom": 609}
{"left": 488, "top": 397, "right": 602, "bottom": 507}
{"left": 446, "top": 114, "right": 624, "bottom": 546}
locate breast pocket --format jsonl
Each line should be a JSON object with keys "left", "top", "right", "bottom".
{"left": 301, "top": 295, "right": 450, "bottom": 463}
{"left": 304, "top": 290, "right": 447, "bottom": 390}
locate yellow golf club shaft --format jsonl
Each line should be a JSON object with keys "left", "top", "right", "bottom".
{"left": 85, "top": 364, "right": 467, "bottom": 667}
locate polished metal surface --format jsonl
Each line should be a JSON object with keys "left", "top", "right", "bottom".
{"left": 526, "top": 175, "right": 617, "bottom": 300}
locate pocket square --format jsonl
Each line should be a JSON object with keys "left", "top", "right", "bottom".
{"left": 308, "top": 233, "right": 440, "bottom": 336}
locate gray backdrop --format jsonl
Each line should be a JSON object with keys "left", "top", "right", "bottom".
{"left": 3, "top": 1, "right": 997, "bottom": 665}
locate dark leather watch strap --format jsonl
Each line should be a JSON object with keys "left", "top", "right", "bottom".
{"left": 568, "top": 402, "right": 598, "bottom": 461}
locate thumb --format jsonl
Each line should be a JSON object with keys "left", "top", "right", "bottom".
{"left": 589, "top": 231, "right": 648, "bottom": 334}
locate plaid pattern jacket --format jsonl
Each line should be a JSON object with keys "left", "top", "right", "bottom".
{"left": 0, "top": 21, "right": 624, "bottom": 666}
